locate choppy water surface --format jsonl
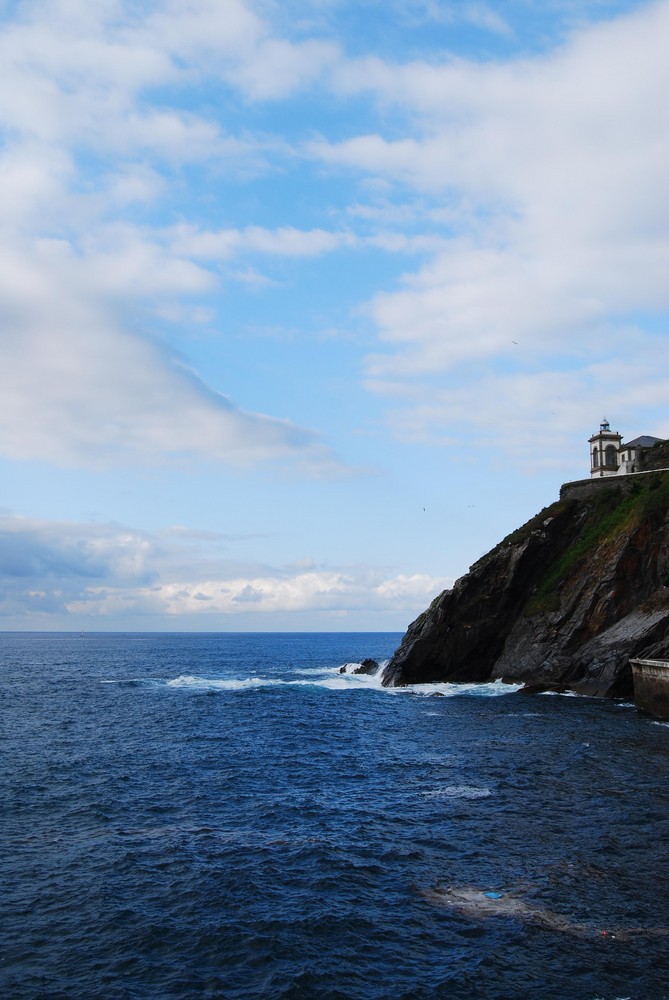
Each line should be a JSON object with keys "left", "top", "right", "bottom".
{"left": 2, "top": 632, "right": 669, "bottom": 999}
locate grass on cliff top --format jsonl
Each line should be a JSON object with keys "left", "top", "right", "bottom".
{"left": 526, "top": 472, "right": 669, "bottom": 615}
{"left": 472, "top": 498, "right": 571, "bottom": 570}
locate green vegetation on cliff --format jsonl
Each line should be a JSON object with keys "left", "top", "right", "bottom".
{"left": 528, "top": 473, "right": 669, "bottom": 615}
{"left": 384, "top": 470, "right": 669, "bottom": 695}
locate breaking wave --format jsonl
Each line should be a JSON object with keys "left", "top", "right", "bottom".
{"left": 167, "top": 674, "right": 283, "bottom": 690}
{"left": 104, "top": 667, "right": 523, "bottom": 698}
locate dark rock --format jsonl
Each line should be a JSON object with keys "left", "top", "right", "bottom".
{"left": 383, "top": 473, "right": 669, "bottom": 697}
{"left": 515, "top": 683, "right": 569, "bottom": 695}
{"left": 353, "top": 658, "right": 380, "bottom": 675}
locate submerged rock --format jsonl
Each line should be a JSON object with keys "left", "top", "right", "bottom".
{"left": 384, "top": 472, "right": 669, "bottom": 697}
{"left": 421, "top": 884, "right": 669, "bottom": 940}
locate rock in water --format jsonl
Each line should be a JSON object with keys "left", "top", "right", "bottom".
{"left": 421, "top": 884, "right": 669, "bottom": 940}
{"left": 421, "top": 885, "right": 593, "bottom": 937}
{"left": 353, "top": 658, "right": 380, "bottom": 675}
{"left": 383, "top": 473, "right": 669, "bottom": 696}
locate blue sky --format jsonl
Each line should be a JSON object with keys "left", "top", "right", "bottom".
{"left": 1, "top": 0, "right": 668, "bottom": 631}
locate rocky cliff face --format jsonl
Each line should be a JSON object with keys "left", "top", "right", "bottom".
{"left": 383, "top": 471, "right": 669, "bottom": 697}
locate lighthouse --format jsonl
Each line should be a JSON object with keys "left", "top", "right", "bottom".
{"left": 589, "top": 418, "right": 622, "bottom": 477}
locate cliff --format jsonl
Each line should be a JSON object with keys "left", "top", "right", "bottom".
{"left": 383, "top": 471, "right": 669, "bottom": 697}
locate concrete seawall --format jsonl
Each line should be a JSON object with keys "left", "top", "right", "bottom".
{"left": 630, "top": 659, "right": 669, "bottom": 720}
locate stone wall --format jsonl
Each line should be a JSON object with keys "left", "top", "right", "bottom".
{"left": 559, "top": 476, "right": 636, "bottom": 501}
{"left": 561, "top": 463, "right": 669, "bottom": 502}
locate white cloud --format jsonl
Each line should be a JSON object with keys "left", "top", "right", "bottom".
{"left": 0, "top": 0, "right": 355, "bottom": 473}
{"left": 1, "top": 0, "right": 666, "bottom": 479}
{"left": 372, "top": 337, "right": 669, "bottom": 469}
{"left": 314, "top": 1, "right": 669, "bottom": 453}
{"left": 0, "top": 315, "right": 333, "bottom": 471}
{"left": 403, "top": 1, "right": 511, "bottom": 35}
{"left": 134, "top": 0, "right": 339, "bottom": 102}
{"left": 0, "top": 513, "right": 451, "bottom": 623}
{"left": 0, "top": 213, "right": 343, "bottom": 469}
{"left": 169, "top": 224, "right": 356, "bottom": 261}
{"left": 73, "top": 568, "right": 450, "bottom": 618}
{"left": 0, "top": 0, "right": 336, "bottom": 146}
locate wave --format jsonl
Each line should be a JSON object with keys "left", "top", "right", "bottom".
{"left": 167, "top": 674, "right": 284, "bottom": 691}
{"left": 101, "top": 668, "right": 522, "bottom": 697}
{"left": 421, "top": 785, "right": 492, "bottom": 800}
{"left": 337, "top": 664, "right": 521, "bottom": 698}
{"left": 100, "top": 678, "right": 164, "bottom": 687}
{"left": 400, "top": 678, "right": 522, "bottom": 698}
{"left": 164, "top": 669, "right": 390, "bottom": 692}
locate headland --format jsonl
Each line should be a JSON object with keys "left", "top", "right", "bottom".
{"left": 383, "top": 429, "right": 669, "bottom": 714}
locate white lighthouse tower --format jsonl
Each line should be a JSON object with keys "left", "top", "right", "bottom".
{"left": 589, "top": 418, "right": 622, "bottom": 477}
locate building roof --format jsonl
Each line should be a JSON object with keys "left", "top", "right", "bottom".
{"left": 623, "top": 435, "right": 665, "bottom": 449}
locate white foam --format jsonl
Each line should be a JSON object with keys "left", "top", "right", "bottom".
{"left": 100, "top": 677, "right": 163, "bottom": 686}
{"left": 163, "top": 671, "right": 383, "bottom": 692}
{"left": 333, "top": 667, "right": 520, "bottom": 698}
{"left": 166, "top": 674, "right": 282, "bottom": 691}
{"left": 402, "top": 679, "right": 522, "bottom": 698}
{"left": 320, "top": 668, "right": 388, "bottom": 690}
{"left": 292, "top": 666, "right": 341, "bottom": 676}
{"left": 422, "top": 785, "right": 492, "bottom": 800}
{"left": 115, "top": 669, "right": 522, "bottom": 697}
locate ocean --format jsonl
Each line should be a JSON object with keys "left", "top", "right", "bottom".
{"left": 2, "top": 631, "right": 669, "bottom": 1000}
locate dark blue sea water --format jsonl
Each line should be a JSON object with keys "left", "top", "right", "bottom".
{"left": 2, "top": 632, "right": 669, "bottom": 1000}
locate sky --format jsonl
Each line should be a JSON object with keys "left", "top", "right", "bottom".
{"left": 1, "top": 0, "right": 668, "bottom": 632}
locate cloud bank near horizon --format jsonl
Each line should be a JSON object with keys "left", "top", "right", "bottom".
{"left": 0, "top": 513, "right": 451, "bottom": 627}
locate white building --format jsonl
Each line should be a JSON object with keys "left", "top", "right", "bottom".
{"left": 589, "top": 419, "right": 664, "bottom": 478}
